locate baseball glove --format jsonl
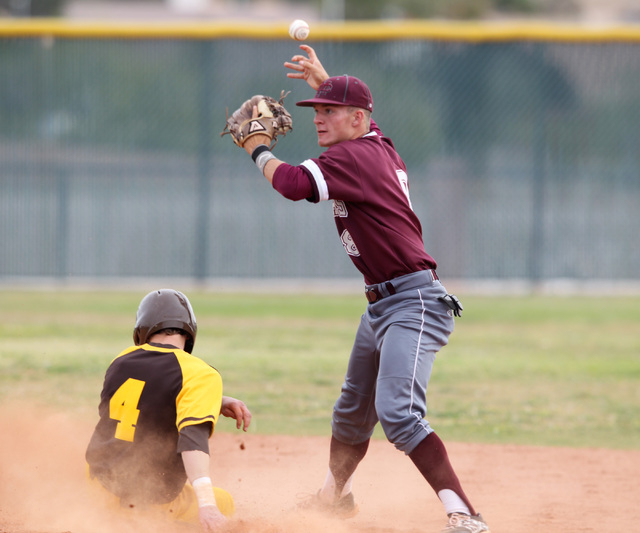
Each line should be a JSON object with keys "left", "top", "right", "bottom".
{"left": 221, "top": 91, "right": 293, "bottom": 148}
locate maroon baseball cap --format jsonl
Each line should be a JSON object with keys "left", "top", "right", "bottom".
{"left": 296, "top": 75, "right": 373, "bottom": 112}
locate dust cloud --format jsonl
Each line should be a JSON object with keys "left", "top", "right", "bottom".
{"left": 0, "top": 403, "right": 361, "bottom": 533}
{"left": 2, "top": 402, "right": 640, "bottom": 533}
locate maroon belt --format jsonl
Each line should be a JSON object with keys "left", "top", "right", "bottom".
{"left": 365, "top": 270, "right": 439, "bottom": 304}
{"left": 365, "top": 282, "right": 395, "bottom": 303}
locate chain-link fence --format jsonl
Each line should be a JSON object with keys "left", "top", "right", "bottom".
{"left": 1, "top": 22, "right": 639, "bottom": 285}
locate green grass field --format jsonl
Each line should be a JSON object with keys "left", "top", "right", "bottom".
{"left": 1, "top": 289, "right": 638, "bottom": 449}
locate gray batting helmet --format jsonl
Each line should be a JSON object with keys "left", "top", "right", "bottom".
{"left": 133, "top": 289, "right": 197, "bottom": 353}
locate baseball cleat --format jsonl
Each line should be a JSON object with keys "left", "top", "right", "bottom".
{"left": 441, "top": 512, "right": 490, "bottom": 533}
{"left": 297, "top": 490, "right": 359, "bottom": 519}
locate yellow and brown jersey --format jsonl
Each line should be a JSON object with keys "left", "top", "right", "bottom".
{"left": 85, "top": 342, "right": 222, "bottom": 505}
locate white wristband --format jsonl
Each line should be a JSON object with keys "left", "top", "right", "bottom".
{"left": 192, "top": 476, "right": 217, "bottom": 508}
{"left": 255, "top": 150, "right": 276, "bottom": 174}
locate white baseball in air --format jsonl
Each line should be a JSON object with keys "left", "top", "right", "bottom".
{"left": 289, "top": 19, "right": 310, "bottom": 41}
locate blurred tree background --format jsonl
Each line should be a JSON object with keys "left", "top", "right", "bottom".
{"left": 321, "top": 0, "right": 577, "bottom": 20}
{"left": 0, "top": 0, "right": 580, "bottom": 20}
{"left": 0, "top": 0, "right": 66, "bottom": 16}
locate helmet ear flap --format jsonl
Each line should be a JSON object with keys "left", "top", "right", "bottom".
{"left": 133, "top": 289, "right": 198, "bottom": 352}
{"left": 184, "top": 336, "right": 195, "bottom": 354}
{"left": 132, "top": 325, "right": 146, "bottom": 347}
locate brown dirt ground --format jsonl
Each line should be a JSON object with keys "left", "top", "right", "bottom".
{"left": 1, "top": 404, "right": 639, "bottom": 533}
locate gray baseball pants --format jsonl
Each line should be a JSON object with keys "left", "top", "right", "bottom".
{"left": 331, "top": 270, "right": 455, "bottom": 455}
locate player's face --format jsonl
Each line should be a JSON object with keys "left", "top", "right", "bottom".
{"left": 312, "top": 104, "right": 359, "bottom": 147}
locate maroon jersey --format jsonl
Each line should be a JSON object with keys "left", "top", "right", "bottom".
{"left": 272, "top": 121, "right": 436, "bottom": 285}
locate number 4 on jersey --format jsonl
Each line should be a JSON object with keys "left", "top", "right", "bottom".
{"left": 109, "top": 378, "right": 145, "bottom": 442}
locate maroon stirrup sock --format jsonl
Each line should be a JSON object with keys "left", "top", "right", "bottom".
{"left": 408, "top": 432, "right": 477, "bottom": 516}
{"left": 329, "top": 436, "right": 370, "bottom": 497}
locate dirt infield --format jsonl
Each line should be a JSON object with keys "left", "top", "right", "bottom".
{"left": 1, "top": 405, "right": 639, "bottom": 533}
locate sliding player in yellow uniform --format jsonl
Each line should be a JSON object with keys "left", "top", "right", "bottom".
{"left": 86, "top": 289, "right": 251, "bottom": 532}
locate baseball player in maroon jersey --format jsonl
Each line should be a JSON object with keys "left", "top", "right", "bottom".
{"left": 242, "top": 45, "right": 489, "bottom": 533}
{"left": 86, "top": 289, "right": 251, "bottom": 532}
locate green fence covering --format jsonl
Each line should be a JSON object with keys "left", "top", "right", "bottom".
{"left": 1, "top": 21, "right": 639, "bottom": 283}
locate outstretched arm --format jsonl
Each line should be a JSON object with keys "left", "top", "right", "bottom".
{"left": 241, "top": 45, "right": 332, "bottom": 186}
{"left": 182, "top": 449, "right": 227, "bottom": 531}
{"left": 284, "top": 45, "right": 330, "bottom": 90}
{"left": 220, "top": 395, "right": 252, "bottom": 431}
{"left": 240, "top": 101, "right": 287, "bottom": 184}
{"left": 243, "top": 44, "right": 330, "bottom": 177}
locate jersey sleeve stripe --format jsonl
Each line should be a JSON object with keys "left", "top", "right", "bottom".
{"left": 177, "top": 415, "right": 217, "bottom": 432}
{"left": 301, "top": 159, "right": 329, "bottom": 202}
